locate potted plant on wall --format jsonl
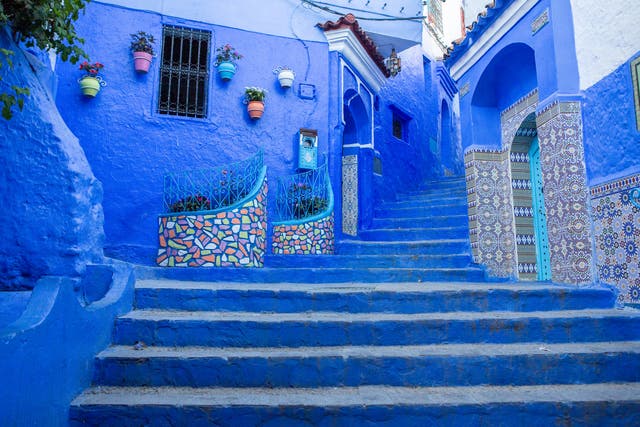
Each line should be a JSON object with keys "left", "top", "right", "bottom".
{"left": 215, "top": 44, "right": 242, "bottom": 80}
{"left": 78, "top": 61, "right": 106, "bottom": 97}
{"left": 244, "top": 87, "right": 266, "bottom": 119}
{"left": 130, "top": 31, "right": 155, "bottom": 73}
{"left": 274, "top": 66, "right": 295, "bottom": 88}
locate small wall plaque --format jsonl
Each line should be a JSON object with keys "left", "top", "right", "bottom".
{"left": 531, "top": 9, "right": 549, "bottom": 34}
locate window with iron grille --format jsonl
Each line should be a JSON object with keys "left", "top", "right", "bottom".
{"left": 391, "top": 107, "right": 410, "bottom": 142}
{"left": 158, "top": 25, "right": 211, "bottom": 118}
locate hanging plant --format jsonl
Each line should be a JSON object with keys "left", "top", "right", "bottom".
{"left": 130, "top": 31, "right": 156, "bottom": 73}
{"left": 78, "top": 61, "right": 106, "bottom": 97}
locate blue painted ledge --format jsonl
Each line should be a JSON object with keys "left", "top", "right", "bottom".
{"left": 0, "top": 262, "right": 135, "bottom": 426}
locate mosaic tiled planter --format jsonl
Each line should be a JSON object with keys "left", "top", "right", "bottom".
{"left": 156, "top": 178, "right": 267, "bottom": 267}
{"left": 272, "top": 213, "right": 335, "bottom": 255}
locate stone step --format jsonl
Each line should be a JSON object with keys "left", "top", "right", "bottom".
{"left": 371, "top": 215, "right": 469, "bottom": 229}
{"left": 374, "top": 204, "right": 468, "bottom": 218}
{"left": 134, "top": 281, "right": 616, "bottom": 313}
{"left": 112, "top": 308, "right": 640, "bottom": 347}
{"left": 264, "top": 253, "right": 474, "bottom": 268}
{"left": 69, "top": 383, "right": 640, "bottom": 426}
{"left": 359, "top": 227, "right": 469, "bottom": 241}
{"left": 93, "top": 341, "right": 640, "bottom": 388}
{"left": 135, "top": 265, "right": 485, "bottom": 284}
{"left": 337, "top": 239, "right": 469, "bottom": 255}
{"left": 379, "top": 197, "right": 468, "bottom": 210}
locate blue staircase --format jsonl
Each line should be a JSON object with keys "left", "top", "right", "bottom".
{"left": 69, "top": 177, "right": 640, "bottom": 425}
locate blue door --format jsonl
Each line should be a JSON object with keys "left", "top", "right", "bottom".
{"left": 529, "top": 138, "right": 551, "bottom": 280}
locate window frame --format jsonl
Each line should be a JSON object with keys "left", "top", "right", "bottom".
{"left": 632, "top": 55, "right": 640, "bottom": 131}
{"left": 156, "top": 24, "right": 212, "bottom": 120}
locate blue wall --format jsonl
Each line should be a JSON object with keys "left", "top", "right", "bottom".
{"left": 55, "top": 3, "right": 331, "bottom": 262}
{"left": 0, "top": 28, "right": 104, "bottom": 289}
{"left": 582, "top": 53, "right": 640, "bottom": 184}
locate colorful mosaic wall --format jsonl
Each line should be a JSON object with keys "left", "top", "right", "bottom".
{"left": 464, "top": 148, "right": 517, "bottom": 278}
{"left": 342, "top": 155, "right": 358, "bottom": 236}
{"left": 272, "top": 213, "right": 335, "bottom": 255}
{"left": 536, "top": 101, "right": 594, "bottom": 284}
{"left": 591, "top": 173, "right": 640, "bottom": 304}
{"left": 156, "top": 179, "right": 267, "bottom": 268}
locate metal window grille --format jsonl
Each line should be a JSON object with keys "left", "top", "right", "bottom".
{"left": 158, "top": 25, "right": 211, "bottom": 118}
{"left": 392, "top": 114, "right": 404, "bottom": 140}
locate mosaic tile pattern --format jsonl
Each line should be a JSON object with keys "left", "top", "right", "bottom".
{"left": 591, "top": 173, "right": 640, "bottom": 304}
{"left": 536, "top": 101, "right": 594, "bottom": 284}
{"left": 156, "top": 179, "right": 267, "bottom": 268}
{"left": 272, "top": 213, "right": 335, "bottom": 255}
{"left": 342, "top": 155, "right": 358, "bottom": 236}
{"left": 464, "top": 148, "right": 517, "bottom": 278}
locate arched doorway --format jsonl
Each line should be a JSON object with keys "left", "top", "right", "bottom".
{"left": 510, "top": 113, "right": 551, "bottom": 281}
{"left": 341, "top": 90, "right": 370, "bottom": 236}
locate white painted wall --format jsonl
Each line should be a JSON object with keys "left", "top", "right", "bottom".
{"left": 461, "top": 0, "right": 490, "bottom": 27}
{"left": 570, "top": 0, "right": 640, "bottom": 90}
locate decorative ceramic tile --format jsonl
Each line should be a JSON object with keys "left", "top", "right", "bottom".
{"left": 591, "top": 173, "right": 640, "bottom": 304}
{"left": 536, "top": 101, "right": 594, "bottom": 284}
{"left": 272, "top": 213, "right": 335, "bottom": 255}
{"left": 464, "top": 149, "right": 517, "bottom": 278}
{"left": 342, "top": 155, "right": 358, "bottom": 236}
{"left": 156, "top": 178, "right": 267, "bottom": 268}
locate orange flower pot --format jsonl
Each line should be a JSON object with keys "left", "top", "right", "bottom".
{"left": 247, "top": 100, "right": 264, "bottom": 119}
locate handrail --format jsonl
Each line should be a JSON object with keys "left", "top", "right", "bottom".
{"left": 273, "top": 159, "right": 334, "bottom": 224}
{"left": 162, "top": 150, "right": 264, "bottom": 214}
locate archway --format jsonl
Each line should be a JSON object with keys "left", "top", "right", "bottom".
{"left": 341, "top": 90, "right": 370, "bottom": 236}
{"left": 510, "top": 113, "right": 551, "bottom": 281}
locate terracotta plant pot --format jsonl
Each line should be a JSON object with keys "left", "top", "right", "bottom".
{"left": 277, "top": 69, "right": 295, "bottom": 88}
{"left": 217, "top": 61, "right": 237, "bottom": 81}
{"left": 247, "top": 100, "right": 264, "bottom": 119}
{"left": 79, "top": 76, "right": 102, "bottom": 97}
{"left": 133, "top": 51, "right": 153, "bottom": 73}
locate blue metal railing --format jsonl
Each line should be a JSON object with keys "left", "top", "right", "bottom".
{"left": 162, "top": 150, "right": 264, "bottom": 213}
{"left": 273, "top": 160, "right": 333, "bottom": 223}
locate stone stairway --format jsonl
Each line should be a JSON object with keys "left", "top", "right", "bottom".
{"left": 69, "top": 177, "right": 640, "bottom": 425}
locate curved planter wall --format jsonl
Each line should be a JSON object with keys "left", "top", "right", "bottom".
{"left": 156, "top": 174, "right": 267, "bottom": 268}
{"left": 271, "top": 213, "right": 335, "bottom": 255}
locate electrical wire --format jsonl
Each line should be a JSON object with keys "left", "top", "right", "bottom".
{"left": 302, "top": 0, "right": 428, "bottom": 21}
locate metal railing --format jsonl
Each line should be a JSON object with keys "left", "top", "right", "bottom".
{"left": 162, "top": 150, "right": 264, "bottom": 213}
{"left": 273, "top": 160, "right": 332, "bottom": 222}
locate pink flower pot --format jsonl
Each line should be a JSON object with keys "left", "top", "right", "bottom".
{"left": 133, "top": 51, "right": 153, "bottom": 73}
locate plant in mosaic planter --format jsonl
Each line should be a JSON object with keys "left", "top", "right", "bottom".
{"left": 244, "top": 86, "right": 266, "bottom": 119}
{"left": 215, "top": 44, "right": 242, "bottom": 80}
{"left": 130, "top": 31, "right": 155, "bottom": 73}
{"left": 287, "top": 182, "right": 328, "bottom": 219}
{"left": 169, "top": 194, "right": 211, "bottom": 213}
{"left": 78, "top": 61, "right": 106, "bottom": 97}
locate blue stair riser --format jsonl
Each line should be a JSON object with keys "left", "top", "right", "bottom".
{"left": 382, "top": 198, "right": 468, "bottom": 209}
{"left": 359, "top": 228, "right": 468, "bottom": 241}
{"left": 371, "top": 216, "right": 469, "bottom": 229}
{"left": 113, "top": 316, "right": 640, "bottom": 347}
{"left": 134, "top": 287, "right": 616, "bottom": 313}
{"left": 375, "top": 205, "right": 468, "bottom": 218}
{"left": 93, "top": 351, "right": 640, "bottom": 388}
{"left": 337, "top": 240, "right": 469, "bottom": 255}
{"left": 69, "top": 398, "right": 640, "bottom": 427}
{"left": 264, "top": 254, "right": 474, "bottom": 268}
{"left": 399, "top": 190, "right": 468, "bottom": 200}
{"left": 135, "top": 267, "right": 484, "bottom": 284}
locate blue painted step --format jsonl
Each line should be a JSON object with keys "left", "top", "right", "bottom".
{"left": 337, "top": 239, "right": 469, "bottom": 255}
{"left": 93, "top": 341, "right": 640, "bottom": 388}
{"left": 371, "top": 214, "right": 469, "bottom": 229}
{"left": 380, "top": 197, "right": 467, "bottom": 209}
{"left": 359, "top": 227, "right": 468, "bottom": 241}
{"left": 133, "top": 282, "right": 616, "bottom": 313}
{"left": 112, "top": 309, "right": 640, "bottom": 348}
{"left": 264, "top": 253, "right": 474, "bottom": 268}
{"left": 70, "top": 383, "right": 640, "bottom": 427}
{"left": 374, "top": 204, "right": 468, "bottom": 218}
{"left": 135, "top": 265, "right": 485, "bottom": 283}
